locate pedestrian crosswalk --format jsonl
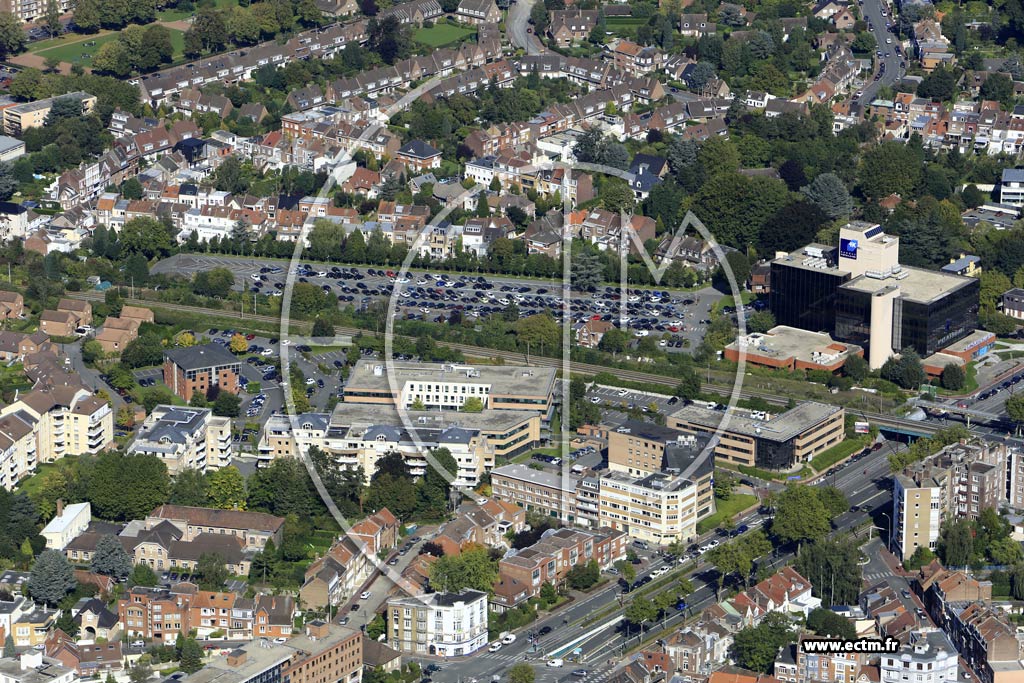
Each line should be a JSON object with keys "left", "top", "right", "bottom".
{"left": 864, "top": 571, "right": 893, "bottom": 581}
{"left": 476, "top": 652, "right": 519, "bottom": 663}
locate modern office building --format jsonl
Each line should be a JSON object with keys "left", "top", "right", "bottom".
{"left": 386, "top": 590, "right": 489, "bottom": 657}
{"left": 342, "top": 360, "right": 557, "bottom": 420}
{"left": 771, "top": 222, "right": 980, "bottom": 369}
{"left": 668, "top": 402, "right": 845, "bottom": 470}
{"left": 724, "top": 326, "right": 863, "bottom": 373}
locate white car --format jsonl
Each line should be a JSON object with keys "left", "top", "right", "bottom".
{"left": 489, "top": 643, "right": 503, "bottom": 653}
{"left": 281, "top": 339, "right": 292, "bottom": 346}
{"left": 305, "top": 378, "right": 316, "bottom": 385}
{"left": 273, "top": 637, "right": 287, "bottom": 644}
{"left": 360, "top": 590, "right": 371, "bottom": 599}
{"left": 396, "top": 277, "right": 410, "bottom": 284}
{"left": 250, "top": 273, "right": 261, "bottom": 281}
{"left": 261, "top": 348, "right": 274, "bottom": 356}
{"left": 886, "top": 37, "right": 892, "bottom": 44}
{"left": 707, "top": 539, "right": 720, "bottom": 548}
{"left": 617, "top": 389, "right": 629, "bottom": 397}
{"left": 589, "top": 396, "right": 601, "bottom": 404}
{"left": 317, "top": 271, "right": 327, "bottom": 277}
{"left": 501, "top": 634, "right": 516, "bottom": 644}
{"left": 548, "top": 659, "right": 564, "bottom": 667}
{"left": 634, "top": 330, "right": 649, "bottom": 337}
{"left": 659, "top": 340, "right": 667, "bottom": 347}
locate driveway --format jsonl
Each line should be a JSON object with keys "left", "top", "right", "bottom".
{"left": 58, "top": 340, "right": 125, "bottom": 411}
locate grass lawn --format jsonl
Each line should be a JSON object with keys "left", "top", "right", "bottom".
{"left": 935, "top": 362, "right": 978, "bottom": 396}
{"left": 696, "top": 493, "right": 757, "bottom": 534}
{"left": 414, "top": 23, "right": 477, "bottom": 47}
{"left": 810, "top": 439, "right": 866, "bottom": 473}
{"left": 34, "top": 33, "right": 119, "bottom": 66}
{"left": 607, "top": 17, "right": 646, "bottom": 28}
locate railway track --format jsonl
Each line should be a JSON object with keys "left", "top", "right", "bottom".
{"left": 70, "top": 292, "right": 939, "bottom": 434}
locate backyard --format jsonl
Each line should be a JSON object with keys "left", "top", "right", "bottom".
{"left": 414, "top": 23, "right": 477, "bottom": 47}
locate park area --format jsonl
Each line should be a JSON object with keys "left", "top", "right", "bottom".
{"left": 414, "top": 23, "right": 477, "bottom": 47}
{"left": 14, "top": 24, "right": 187, "bottom": 71}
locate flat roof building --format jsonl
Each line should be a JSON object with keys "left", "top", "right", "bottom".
{"left": 163, "top": 343, "right": 241, "bottom": 402}
{"left": 724, "top": 326, "right": 863, "bottom": 372}
{"left": 771, "top": 223, "right": 980, "bottom": 369}
{"left": 343, "top": 360, "right": 556, "bottom": 419}
{"left": 668, "top": 401, "right": 845, "bottom": 470}
{"left": 491, "top": 463, "right": 579, "bottom": 523}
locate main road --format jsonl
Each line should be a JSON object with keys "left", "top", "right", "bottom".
{"left": 853, "top": 0, "right": 903, "bottom": 111}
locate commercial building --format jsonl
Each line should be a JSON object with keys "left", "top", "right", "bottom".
{"left": 342, "top": 360, "right": 556, "bottom": 420}
{"left": 771, "top": 223, "right": 981, "bottom": 370}
{"left": 2, "top": 92, "right": 96, "bottom": 136}
{"left": 163, "top": 343, "right": 241, "bottom": 402}
{"left": 386, "top": 590, "right": 489, "bottom": 657}
{"left": 324, "top": 403, "right": 542, "bottom": 485}
{"left": 128, "top": 405, "right": 233, "bottom": 474}
{"left": 892, "top": 440, "right": 1007, "bottom": 560}
{"left": 880, "top": 630, "right": 959, "bottom": 683}
{"left": 599, "top": 428, "right": 715, "bottom": 544}
{"left": 668, "top": 402, "right": 845, "bottom": 470}
{"left": 724, "top": 326, "right": 863, "bottom": 373}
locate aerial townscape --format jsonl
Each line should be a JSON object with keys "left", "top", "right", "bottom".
{"left": 4, "top": 0, "right": 1024, "bottom": 680}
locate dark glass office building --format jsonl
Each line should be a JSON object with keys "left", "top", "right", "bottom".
{"left": 834, "top": 273, "right": 980, "bottom": 357}
{"left": 769, "top": 247, "right": 852, "bottom": 335}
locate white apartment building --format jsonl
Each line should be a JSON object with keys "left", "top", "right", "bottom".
{"left": 387, "top": 590, "right": 489, "bottom": 657}
{"left": 128, "top": 405, "right": 232, "bottom": 474}
{"left": 1001, "top": 168, "right": 1024, "bottom": 206}
{"left": 880, "top": 630, "right": 959, "bottom": 683}
{"left": 598, "top": 471, "right": 701, "bottom": 545}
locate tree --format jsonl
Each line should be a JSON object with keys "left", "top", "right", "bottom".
{"left": 858, "top": 142, "right": 923, "bottom": 200}
{"left": 904, "top": 546, "right": 936, "bottom": 570}
{"left": 3, "top": 635, "right": 14, "bottom": 657}
{"left": 462, "top": 397, "right": 484, "bottom": 413}
{"left": 880, "top": 347, "right": 926, "bottom": 390}
{"left": 73, "top": 0, "right": 101, "bottom": 32}
{"left": 771, "top": 485, "right": 830, "bottom": 551}
{"left": 28, "top": 549, "right": 76, "bottom": 606}
{"left": 571, "top": 247, "right": 604, "bottom": 291}
{"left": 566, "top": 559, "right": 600, "bottom": 590}
{"left": 207, "top": 466, "right": 246, "bottom": 509}
{"left": 843, "top": 353, "right": 869, "bottom": 382}
{"left": 746, "top": 310, "right": 775, "bottom": 334}
{"left": 539, "top": 581, "right": 557, "bottom": 604}
{"left": 732, "top": 613, "right": 793, "bottom": 673}
{"left": 0, "top": 12, "right": 24, "bottom": 59}
{"left": 687, "top": 62, "right": 716, "bottom": 91}
{"left": 624, "top": 598, "right": 658, "bottom": 633}
{"left": 429, "top": 544, "right": 497, "bottom": 592}
{"left": 917, "top": 66, "right": 957, "bottom": 101}
{"left": 81, "top": 339, "right": 104, "bottom": 364}
{"left": 91, "top": 534, "right": 133, "bottom": 579}
{"left": 980, "top": 72, "right": 1014, "bottom": 104}
{"left": 941, "top": 518, "right": 975, "bottom": 568}
{"left": 509, "top": 663, "right": 536, "bottom": 683}
{"left": 795, "top": 538, "right": 864, "bottom": 606}
{"left": 312, "top": 317, "right": 334, "bottom": 338}
{"left": 941, "top": 363, "right": 965, "bottom": 391}
{"left": 88, "top": 452, "right": 170, "bottom": 521}
{"left": 121, "top": 217, "right": 173, "bottom": 259}
{"left": 807, "top": 607, "right": 855, "bottom": 639}
{"left": 44, "top": 0, "right": 61, "bottom": 38}
{"left": 212, "top": 391, "right": 241, "bottom": 418}
{"left": 91, "top": 40, "right": 132, "bottom": 78}
{"left": 196, "top": 553, "right": 229, "bottom": 590}
{"left": 802, "top": 173, "right": 852, "bottom": 220}
{"left": 129, "top": 662, "right": 153, "bottom": 683}
{"left": 1007, "top": 394, "right": 1024, "bottom": 426}
{"left": 129, "top": 563, "right": 158, "bottom": 588}
{"left": 706, "top": 541, "right": 753, "bottom": 595}
{"left": 229, "top": 333, "right": 249, "bottom": 354}
{"left": 180, "top": 637, "right": 204, "bottom": 674}
{"left": 815, "top": 486, "right": 848, "bottom": 518}
{"left": 171, "top": 469, "right": 210, "bottom": 507}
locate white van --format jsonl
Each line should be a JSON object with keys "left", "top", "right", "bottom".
{"left": 547, "top": 659, "right": 564, "bottom": 667}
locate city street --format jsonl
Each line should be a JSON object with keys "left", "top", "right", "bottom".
{"left": 852, "top": 0, "right": 904, "bottom": 111}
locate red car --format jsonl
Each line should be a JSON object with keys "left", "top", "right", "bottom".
{"left": 246, "top": 333, "right": 256, "bottom": 340}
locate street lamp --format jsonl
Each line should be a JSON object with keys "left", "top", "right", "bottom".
{"left": 880, "top": 511, "right": 892, "bottom": 553}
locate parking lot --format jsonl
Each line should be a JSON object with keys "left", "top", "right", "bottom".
{"left": 153, "top": 255, "right": 730, "bottom": 352}
{"left": 585, "top": 384, "right": 682, "bottom": 424}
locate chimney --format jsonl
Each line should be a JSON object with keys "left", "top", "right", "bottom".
{"left": 56, "top": 500, "right": 64, "bottom": 517}
{"left": 226, "top": 649, "right": 248, "bottom": 666}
